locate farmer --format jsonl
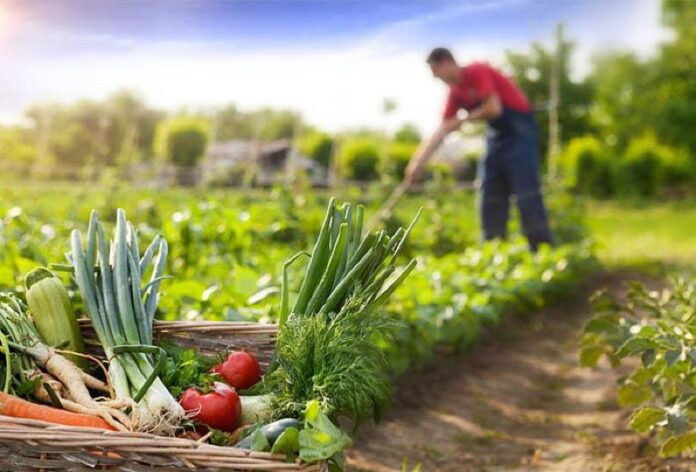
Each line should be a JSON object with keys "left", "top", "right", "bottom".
{"left": 404, "top": 47, "right": 553, "bottom": 251}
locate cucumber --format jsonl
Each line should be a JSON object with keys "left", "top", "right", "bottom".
{"left": 234, "top": 418, "right": 303, "bottom": 449}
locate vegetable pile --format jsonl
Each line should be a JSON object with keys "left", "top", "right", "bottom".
{"left": 581, "top": 278, "right": 696, "bottom": 457}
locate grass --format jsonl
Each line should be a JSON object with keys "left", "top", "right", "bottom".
{"left": 586, "top": 198, "right": 696, "bottom": 270}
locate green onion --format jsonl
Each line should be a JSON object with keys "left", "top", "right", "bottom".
{"left": 70, "top": 209, "right": 184, "bottom": 434}
{"left": 258, "top": 200, "right": 421, "bottom": 424}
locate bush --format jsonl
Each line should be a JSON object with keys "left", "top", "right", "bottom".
{"left": 558, "top": 136, "right": 614, "bottom": 197}
{"left": 339, "top": 139, "right": 381, "bottom": 181}
{"left": 155, "top": 116, "right": 209, "bottom": 168}
{"left": 614, "top": 134, "right": 665, "bottom": 197}
{"left": 382, "top": 142, "right": 416, "bottom": 180}
{"left": 297, "top": 132, "right": 333, "bottom": 168}
{"left": 393, "top": 124, "right": 421, "bottom": 145}
{"left": 0, "top": 127, "right": 37, "bottom": 174}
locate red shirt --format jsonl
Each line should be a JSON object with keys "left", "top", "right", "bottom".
{"left": 443, "top": 62, "right": 531, "bottom": 119}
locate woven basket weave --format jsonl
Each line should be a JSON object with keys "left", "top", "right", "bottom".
{"left": 0, "top": 320, "right": 326, "bottom": 472}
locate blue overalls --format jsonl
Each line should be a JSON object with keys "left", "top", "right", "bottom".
{"left": 479, "top": 107, "right": 553, "bottom": 251}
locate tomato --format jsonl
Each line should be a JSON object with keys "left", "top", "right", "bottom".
{"left": 212, "top": 351, "right": 262, "bottom": 390}
{"left": 179, "top": 382, "right": 241, "bottom": 432}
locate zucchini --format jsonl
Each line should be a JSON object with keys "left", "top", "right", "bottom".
{"left": 25, "top": 268, "right": 86, "bottom": 368}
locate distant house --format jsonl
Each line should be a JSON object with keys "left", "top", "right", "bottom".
{"left": 204, "top": 139, "right": 323, "bottom": 186}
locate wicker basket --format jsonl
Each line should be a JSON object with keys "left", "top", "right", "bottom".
{"left": 0, "top": 320, "right": 327, "bottom": 472}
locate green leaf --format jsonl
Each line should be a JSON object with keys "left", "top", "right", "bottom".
{"left": 628, "top": 407, "right": 665, "bottom": 433}
{"left": 270, "top": 427, "right": 300, "bottom": 458}
{"left": 618, "top": 381, "right": 653, "bottom": 406}
{"left": 250, "top": 429, "right": 271, "bottom": 452}
{"left": 299, "top": 401, "right": 353, "bottom": 463}
{"left": 579, "top": 346, "right": 604, "bottom": 367}
{"left": 583, "top": 314, "right": 619, "bottom": 334}
{"left": 666, "top": 407, "right": 691, "bottom": 436}
{"left": 616, "top": 338, "right": 656, "bottom": 358}
{"left": 660, "top": 432, "right": 696, "bottom": 457}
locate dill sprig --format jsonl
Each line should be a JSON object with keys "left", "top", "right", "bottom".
{"left": 263, "top": 198, "right": 420, "bottom": 425}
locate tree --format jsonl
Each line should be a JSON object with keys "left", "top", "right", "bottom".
{"left": 651, "top": 0, "right": 696, "bottom": 156}
{"left": 214, "top": 104, "right": 256, "bottom": 140}
{"left": 589, "top": 0, "right": 696, "bottom": 159}
{"left": 298, "top": 132, "right": 334, "bottom": 168}
{"left": 394, "top": 123, "right": 421, "bottom": 144}
{"left": 213, "top": 105, "right": 302, "bottom": 141}
{"left": 339, "top": 138, "right": 381, "bottom": 181}
{"left": 155, "top": 116, "right": 209, "bottom": 168}
{"left": 505, "top": 38, "right": 595, "bottom": 160}
{"left": 589, "top": 52, "right": 653, "bottom": 149}
{"left": 0, "top": 126, "right": 37, "bottom": 173}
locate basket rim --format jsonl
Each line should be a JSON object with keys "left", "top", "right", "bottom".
{"left": 0, "top": 415, "right": 323, "bottom": 470}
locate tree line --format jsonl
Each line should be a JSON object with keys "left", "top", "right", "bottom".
{"left": 0, "top": 0, "right": 693, "bottom": 194}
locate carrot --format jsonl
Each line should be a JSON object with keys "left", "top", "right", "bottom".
{"left": 0, "top": 392, "right": 115, "bottom": 431}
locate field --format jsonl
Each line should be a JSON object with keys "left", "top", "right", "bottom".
{"left": 1, "top": 179, "right": 694, "bottom": 470}
{"left": 587, "top": 199, "right": 696, "bottom": 269}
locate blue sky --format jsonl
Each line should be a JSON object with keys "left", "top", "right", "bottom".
{"left": 0, "top": 0, "right": 670, "bottom": 133}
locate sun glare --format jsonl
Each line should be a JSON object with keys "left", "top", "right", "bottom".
{"left": 0, "top": 6, "right": 7, "bottom": 32}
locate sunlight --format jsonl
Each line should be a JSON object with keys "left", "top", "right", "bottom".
{"left": 0, "top": 4, "right": 9, "bottom": 34}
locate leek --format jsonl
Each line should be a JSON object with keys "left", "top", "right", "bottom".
{"left": 70, "top": 209, "right": 184, "bottom": 434}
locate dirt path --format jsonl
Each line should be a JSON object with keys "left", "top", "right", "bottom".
{"left": 346, "top": 272, "right": 694, "bottom": 472}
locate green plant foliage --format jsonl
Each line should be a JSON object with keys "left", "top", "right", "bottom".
{"left": 393, "top": 124, "right": 421, "bottom": 145}
{"left": 298, "top": 132, "right": 334, "bottom": 168}
{"left": 580, "top": 279, "right": 696, "bottom": 457}
{"left": 155, "top": 116, "right": 210, "bottom": 168}
{"left": 338, "top": 139, "right": 380, "bottom": 181}
{"left": 615, "top": 134, "right": 664, "bottom": 197}
{"left": 559, "top": 136, "right": 614, "bottom": 197}
{"left": 382, "top": 142, "right": 416, "bottom": 180}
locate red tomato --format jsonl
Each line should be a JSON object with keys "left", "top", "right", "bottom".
{"left": 212, "top": 351, "right": 262, "bottom": 390}
{"left": 179, "top": 382, "right": 241, "bottom": 432}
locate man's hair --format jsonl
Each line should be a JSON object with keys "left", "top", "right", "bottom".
{"left": 427, "top": 47, "right": 455, "bottom": 64}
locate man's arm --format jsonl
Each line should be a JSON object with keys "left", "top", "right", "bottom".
{"left": 404, "top": 117, "right": 461, "bottom": 185}
{"left": 466, "top": 94, "right": 502, "bottom": 121}
{"left": 403, "top": 94, "right": 501, "bottom": 185}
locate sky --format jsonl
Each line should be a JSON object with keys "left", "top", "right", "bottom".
{"left": 0, "top": 0, "right": 671, "bottom": 134}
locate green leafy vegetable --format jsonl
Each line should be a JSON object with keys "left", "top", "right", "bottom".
{"left": 298, "top": 400, "right": 353, "bottom": 463}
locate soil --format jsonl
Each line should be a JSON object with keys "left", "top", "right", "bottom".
{"left": 346, "top": 271, "right": 696, "bottom": 472}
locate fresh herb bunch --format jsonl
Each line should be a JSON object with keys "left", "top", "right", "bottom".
{"left": 159, "top": 343, "right": 220, "bottom": 398}
{"left": 262, "top": 198, "right": 420, "bottom": 425}
{"left": 580, "top": 278, "right": 696, "bottom": 457}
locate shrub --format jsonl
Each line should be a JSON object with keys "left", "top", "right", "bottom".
{"left": 614, "top": 134, "right": 664, "bottom": 197}
{"left": 382, "top": 142, "right": 416, "bottom": 180}
{"left": 393, "top": 124, "right": 421, "bottom": 145}
{"left": 155, "top": 116, "right": 209, "bottom": 168}
{"left": 297, "top": 132, "right": 333, "bottom": 168}
{"left": 558, "top": 136, "right": 614, "bottom": 197}
{"left": 339, "top": 139, "right": 381, "bottom": 181}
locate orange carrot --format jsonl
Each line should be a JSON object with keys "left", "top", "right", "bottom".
{"left": 0, "top": 392, "right": 115, "bottom": 431}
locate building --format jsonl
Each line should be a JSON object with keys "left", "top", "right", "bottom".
{"left": 203, "top": 139, "right": 324, "bottom": 186}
